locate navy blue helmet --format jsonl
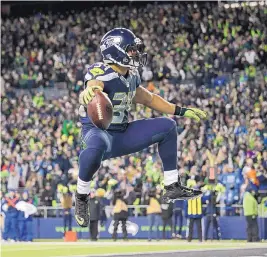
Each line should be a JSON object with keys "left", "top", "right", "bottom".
{"left": 100, "top": 28, "right": 147, "bottom": 68}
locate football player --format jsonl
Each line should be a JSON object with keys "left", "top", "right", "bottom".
{"left": 75, "top": 28, "right": 207, "bottom": 227}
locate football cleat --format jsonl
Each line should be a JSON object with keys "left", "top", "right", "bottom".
{"left": 75, "top": 192, "right": 90, "bottom": 227}
{"left": 162, "top": 179, "right": 202, "bottom": 203}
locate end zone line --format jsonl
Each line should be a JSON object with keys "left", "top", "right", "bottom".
{"left": 51, "top": 247, "right": 267, "bottom": 257}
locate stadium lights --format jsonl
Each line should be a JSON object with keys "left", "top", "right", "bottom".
{"left": 230, "top": 3, "right": 240, "bottom": 8}
{"left": 224, "top": 1, "right": 266, "bottom": 9}
{"left": 250, "top": 1, "right": 258, "bottom": 6}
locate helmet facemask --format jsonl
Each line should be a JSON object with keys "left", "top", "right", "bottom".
{"left": 125, "top": 39, "right": 147, "bottom": 68}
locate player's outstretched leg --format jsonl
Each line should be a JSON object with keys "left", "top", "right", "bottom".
{"left": 75, "top": 128, "right": 110, "bottom": 227}
{"left": 106, "top": 117, "right": 202, "bottom": 202}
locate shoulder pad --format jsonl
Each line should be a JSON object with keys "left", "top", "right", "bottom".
{"left": 85, "top": 62, "right": 118, "bottom": 82}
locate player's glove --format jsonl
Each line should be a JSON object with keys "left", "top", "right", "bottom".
{"left": 175, "top": 106, "right": 207, "bottom": 123}
{"left": 79, "top": 85, "right": 103, "bottom": 105}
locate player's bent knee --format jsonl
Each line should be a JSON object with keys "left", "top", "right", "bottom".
{"left": 82, "top": 128, "right": 111, "bottom": 152}
{"left": 92, "top": 136, "right": 109, "bottom": 151}
{"left": 161, "top": 117, "right": 176, "bottom": 130}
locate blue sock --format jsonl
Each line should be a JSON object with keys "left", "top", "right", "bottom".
{"left": 77, "top": 148, "right": 105, "bottom": 194}
{"left": 158, "top": 125, "right": 177, "bottom": 170}
{"left": 158, "top": 124, "right": 179, "bottom": 185}
{"left": 79, "top": 148, "right": 105, "bottom": 181}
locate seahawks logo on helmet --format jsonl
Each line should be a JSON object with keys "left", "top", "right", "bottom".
{"left": 100, "top": 36, "right": 122, "bottom": 51}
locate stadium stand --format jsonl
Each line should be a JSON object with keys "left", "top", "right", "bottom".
{"left": 1, "top": 2, "right": 267, "bottom": 215}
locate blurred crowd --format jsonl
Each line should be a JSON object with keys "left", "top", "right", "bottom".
{"left": 1, "top": 2, "right": 267, "bottom": 215}
{"left": 1, "top": 2, "right": 267, "bottom": 89}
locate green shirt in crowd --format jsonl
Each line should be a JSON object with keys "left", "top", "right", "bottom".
{"left": 243, "top": 191, "right": 258, "bottom": 217}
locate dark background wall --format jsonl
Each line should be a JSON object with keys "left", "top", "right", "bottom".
{"left": 1, "top": 1, "right": 162, "bottom": 17}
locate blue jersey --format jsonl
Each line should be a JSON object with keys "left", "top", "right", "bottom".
{"left": 79, "top": 62, "right": 141, "bottom": 131}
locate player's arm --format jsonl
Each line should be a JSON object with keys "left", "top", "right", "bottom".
{"left": 133, "top": 86, "right": 207, "bottom": 122}
{"left": 133, "top": 86, "right": 175, "bottom": 114}
{"left": 79, "top": 80, "right": 104, "bottom": 105}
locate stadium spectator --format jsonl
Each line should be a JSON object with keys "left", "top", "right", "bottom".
{"left": 17, "top": 192, "right": 25, "bottom": 241}
{"left": 21, "top": 191, "right": 35, "bottom": 242}
{"left": 243, "top": 187, "right": 259, "bottom": 242}
{"left": 202, "top": 187, "right": 221, "bottom": 241}
{"left": 2, "top": 190, "right": 19, "bottom": 242}
{"left": 40, "top": 183, "right": 54, "bottom": 207}
{"left": 145, "top": 187, "right": 162, "bottom": 241}
{"left": 172, "top": 200, "right": 184, "bottom": 239}
{"left": 88, "top": 190, "right": 101, "bottom": 241}
{"left": 161, "top": 200, "right": 173, "bottom": 240}
{"left": 7, "top": 168, "right": 20, "bottom": 192}
{"left": 112, "top": 189, "right": 128, "bottom": 241}
{"left": 60, "top": 187, "right": 73, "bottom": 236}
{"left": 185, "top": 185, "right": 203, "bottom": 242}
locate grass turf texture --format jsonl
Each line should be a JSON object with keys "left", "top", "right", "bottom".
{"left": 1, "top": 241, "right": 265, "bottom": 257}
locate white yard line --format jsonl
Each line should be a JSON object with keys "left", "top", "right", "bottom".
{"left": 50, "top": 247, "right": 267, "bottom": 257}
{"left": 2, "top": 243, "right": 266, "bottom": 253}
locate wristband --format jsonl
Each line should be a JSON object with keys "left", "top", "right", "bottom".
{"left": 174, "top": 106, "right": 186, "bottom": 116}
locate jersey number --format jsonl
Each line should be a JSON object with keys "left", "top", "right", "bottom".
{"left": 112, "top": 92, "right": 134, "bottom": 124}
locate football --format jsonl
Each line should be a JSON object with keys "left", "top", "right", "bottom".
{"left": 87, "top": 90, "right": 113, "bottom": 130}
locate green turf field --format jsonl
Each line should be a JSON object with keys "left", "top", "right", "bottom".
{"left": 1, "top": 240, "right": 265, "bottom": 257}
